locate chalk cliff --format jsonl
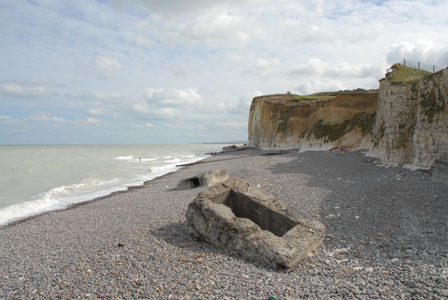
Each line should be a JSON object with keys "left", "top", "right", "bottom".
{"left": 369, "top": 66, "right": 448, "bottom": 168}
{"left": 247, "top": 64, "right": 448, "bottom": 168}
{"left": 248, "top": 91, "right": 378, "bottom": 150}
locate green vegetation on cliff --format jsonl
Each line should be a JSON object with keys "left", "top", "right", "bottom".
{"left": 277, "top": 110, "right": 293, "bottom": 132}
{"left": 288, "top": 92, "right": 336, "bottom": 103}
{"left": 420, "top": 70, "right": 447, "bottom": 122}
{"left": 389, "top": 64, "right": 431, "bottom": 84}
{"left": 310, "top": 113, "right": 376, "bottom": 142}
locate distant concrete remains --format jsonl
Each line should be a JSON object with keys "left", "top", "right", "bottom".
{"left": 176, "top": 169, "right": 229, "bottom": 190}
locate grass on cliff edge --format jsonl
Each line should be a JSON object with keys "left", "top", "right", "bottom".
{"left": 288, "top": 92, "right": 336, "bottom": 102}
{"left": 389, "top": 64, "right": 431, "bottom": 84}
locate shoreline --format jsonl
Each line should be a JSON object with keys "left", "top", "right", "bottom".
{"left": 0, "top": 153, "right": 220, "bottom": 230}
{"left": 1, "top": 149, "right": 447, "bottom": 299}
{"left": 0, "top": 149, "right": 261, "bottom": 230}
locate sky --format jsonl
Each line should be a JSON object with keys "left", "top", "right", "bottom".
{"left": 1, "top": 0, "right": 448, "bottom": 145}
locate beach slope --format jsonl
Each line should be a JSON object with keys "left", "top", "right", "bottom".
{"left": 1, "top": 149, "right": 447, "bottom": 299}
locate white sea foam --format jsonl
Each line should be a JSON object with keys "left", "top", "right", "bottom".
{"left": 0, "top": 144, "right": 229, "bottom": 226}
{"left": 0, "top": 178, "right": 125, "bottom": 225}
{"left": 140, "top": 158, "right": 157, "bottom": 162}
{"left": 114, "top": 155, "right": 134, "bottom": 160}
{"left": 165, "top": 158, "right": 182, "bottom": 164}
{"left": 0, "top": 196, "right": 59, "bottom": 225}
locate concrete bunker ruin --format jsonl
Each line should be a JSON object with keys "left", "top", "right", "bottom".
{"left": 182, "top": 177, "right": 201, "bottom": 189}
{"left": 176, "top": 169, "right": 229, "bottom": 190}
{"left": 222, "top": 190, "right": 298, "bottom": 237}
{"left": 186, "top": 178, "right": 325, "bottom": 269}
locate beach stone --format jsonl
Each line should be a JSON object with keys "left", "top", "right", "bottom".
{"left": 222, "top": 145, "right": 238, "bottom": 152}
{"left": 185, "top": 178, "right": 325, "bottom": 269}
{"left": 432, "top": 159, "right": 448, "bottom": 184}
{"left": 176, "top": 169, "right": 229, "bottom": 190}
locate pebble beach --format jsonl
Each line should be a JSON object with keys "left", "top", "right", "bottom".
{"left": 1, "top": 149, "right": 447, "bottom": 299}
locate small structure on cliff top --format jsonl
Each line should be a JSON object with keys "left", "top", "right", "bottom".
{"left": 176, "top": 169, "right": 229, "bottom": 190}
{"left": 186, "top": 178, "right": 325, "bottom": 269}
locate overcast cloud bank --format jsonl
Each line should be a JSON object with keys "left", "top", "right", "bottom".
{"left": 1, "top": 0, "right": 448, "bottom": 144}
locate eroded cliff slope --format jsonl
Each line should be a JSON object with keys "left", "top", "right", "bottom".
{"left": 248, "top": 91, "right": 378, "bottom": 150}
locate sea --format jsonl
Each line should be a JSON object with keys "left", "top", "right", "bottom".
{"left": 0, "top": 144, "right": 230, "bottom": 226}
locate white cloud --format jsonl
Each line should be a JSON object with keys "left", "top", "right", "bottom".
{"left": 31, "top": 78, "right": 49, "bottom": 84}
{"left": 133, "top": 102, "right": 151, "bottom": 114}
{"left": 253, "top": 58, "right": 280, "bottom": 77}
{"left": 86, "top": 118, "right": 101, "bottom": 124}
{"left": 178, "top": 12, "right": 262, "bottom": 45}
{"left": 2, "top": 84, "right": 46, "bottom": 96}
{"left": 295, "top": 79, "right": 345, "bottom": 95}
{"left": 2, "top": 0, "right": 448, "bottom": 144}
{"left": 144, "top": 88, "right": 203, "bottom": 106}
{"left": 94, "top": 56, "right": 122, "bottom": 78}
{"left": 151, "top": 107, "right": 177, "bottom": 118}
{"left": 135, "top": 5, "right": 264, "bottom": 46}
{"left": 28, "top": 115, "right": 65, "bottom": 122}
{"left": 135, "top": 88, "right": 205, "bottom": 119}
{"left": 255, "top": 58, "right": 279, "bottom": 69}
{"left": 0, "top": 116, "right": 24, "bottom": 126}
{"left": 163, "top": 122, "right": 207, "bottom": 131}
{"left": 290, "top": 59, "right": 381, "bottom": 79}
{"left": 387, "top": 41, "right": 448, "bottom": 71}
{"left": 87, "top": 108, "right": 104, "bottom": 115}
{"left": 217, "top": 121, "right": 247, "bottom": 129}
{"left": 287, "top": 59, "right": 383, "bottom": 93}
{"left": 10, "top": 129, "right": 29, "bottom": 133}
{"left": 91, "top": 91, "right": 122, "bottom": 100}
{"left": 116, "top": 0, "right": 256, "bottom": 15}
{"left": 128, "top": 122, "right": 152, "bottom": 128}
{"left": 237, "top": 90, "right": 263, "bottom": 110}
{"left": 3, "top": 84, "right": 25, "bottom": 94}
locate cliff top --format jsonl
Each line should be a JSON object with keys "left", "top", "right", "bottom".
{"left": 253, "top": 89, "right": 378, "bottom": 104}
{"left": 387, "top": 63, "right": 431, "bottom": 84}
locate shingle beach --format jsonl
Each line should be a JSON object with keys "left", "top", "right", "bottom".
{"left": 1, "top": 149, "right": 447, "bottom": 299}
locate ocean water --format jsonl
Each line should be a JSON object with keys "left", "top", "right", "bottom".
{"left": 0, "top": 144, "right": 228, "bottom": 226}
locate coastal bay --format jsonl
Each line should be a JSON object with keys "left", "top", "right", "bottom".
{"left": 1, "top": 149, "right": 447, "bottom": 299}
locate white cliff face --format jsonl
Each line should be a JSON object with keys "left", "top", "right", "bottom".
{"left": 370, "top": 68, "right": 448, "bottom": 168}
{"left": 248, "top": 92, "right": 378, "bottom": 150}
{"left": 370, "top": 79, "right": 417, "bottom": 165}
{"left": 412, "top": 69, "right": 448, "bottom": 167}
